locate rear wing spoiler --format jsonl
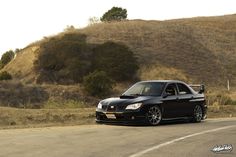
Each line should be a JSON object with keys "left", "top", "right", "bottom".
{"left": 189, "top": 84, "right": 205, "bottom": 94}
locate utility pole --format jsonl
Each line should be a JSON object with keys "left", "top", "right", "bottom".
{"left": 227, "top": 79, "right": 230, "bottom": 91}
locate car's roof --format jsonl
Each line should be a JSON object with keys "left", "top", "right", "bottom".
{"left": 139, "top": 80, "right": 187, "bottom": 84}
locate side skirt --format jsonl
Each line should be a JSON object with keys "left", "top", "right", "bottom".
{"left": 162, "top": 117, "right": 191, "bottom": 121}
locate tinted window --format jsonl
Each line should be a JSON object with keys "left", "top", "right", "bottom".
{"left": 177, "top": 83, "right": 191, "bottom": 94}
{"left": 165, "top": 83, "right": 177, "bottom": 96}
{"left": 123, "top": 82, "right": 165, "bottom": 96}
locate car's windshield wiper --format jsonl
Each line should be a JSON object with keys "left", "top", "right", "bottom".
{"left": 129, "top": 93, "right": 145, "bottom": 96}
{"left": 120, "top": 95, "right": 135, "bottom": 99}
{"left": 120, "top": 94, "right": 143, "bottom": 99}
{"left": 120, "top": 93, "right": 144, "bottom": 98}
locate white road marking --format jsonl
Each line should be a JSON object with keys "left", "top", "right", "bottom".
{"left": 129, "top": 125, "right": 236, "bottom": 157}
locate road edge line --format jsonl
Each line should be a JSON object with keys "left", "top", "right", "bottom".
{"left": 129, "top": 125, "right": 236, "bottom": 157}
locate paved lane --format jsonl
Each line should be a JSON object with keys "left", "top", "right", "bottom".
{"left": 0, "top": 118, "right": 235, "bottom": 157}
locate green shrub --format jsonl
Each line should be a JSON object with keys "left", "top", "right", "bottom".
{"left": 0, "top": 71, "right": 12, "bottom": 80}
{"left": 92, "top": 42, "right": 138, "bottom": 81}
{"left": 0, "top": 81, "right": 49, "bottom": 108}
{"left": 83, "top": 71, "right": 114, "bottom": 97}
{"left": 0, "top": 50, "right": 15, "bottom": 69}
{"left": 34, "top": 33, "right": 92, "bottom": 83}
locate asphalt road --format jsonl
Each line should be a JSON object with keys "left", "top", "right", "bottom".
{"left": 0, "top": 118, "right": 235, "bottom": 157}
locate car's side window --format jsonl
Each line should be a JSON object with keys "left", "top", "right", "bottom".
{"left": 177, "top": 83, "right": 191, "bottom": 95}
{"left": 165, "top": 83, "right": 177, "bottom": 96}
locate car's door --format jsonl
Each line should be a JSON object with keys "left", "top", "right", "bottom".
{"left": 162, "top": 83, "right": 181, "bottom": 118}
{"left": 176, "top": 83, "right": 194, "bottom": 117}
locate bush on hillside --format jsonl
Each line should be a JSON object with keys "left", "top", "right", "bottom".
{"left": 83, "top": 71, "right": 114, "bottom": 97}
{"left": 92, "top": 42, "right": 138, "bottom": 81}
{"left": 0, "top": 71, "right": 12, "bottom": 80}
{"left": 0, "top": 50, "right": 15, "bottom": 69}
{"left": 0, "top": 81, "right": 49, "bottom": 108}
{"left": 35, "top": 33, "right": 92, "bottom": 83}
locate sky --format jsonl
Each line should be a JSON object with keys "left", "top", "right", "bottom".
{"left": 0, "top": 0, "right": 235, "bottom": 56}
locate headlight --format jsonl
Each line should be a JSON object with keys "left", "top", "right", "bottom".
{"left": 97, "top": 102, "right": 102, "bottom": 109}
{"left": 125, "top": 103, "right": 142, "bottom": 110}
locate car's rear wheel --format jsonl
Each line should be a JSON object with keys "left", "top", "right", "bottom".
{"left": 146, "top": 105, "right": 162, "bottom": 126}
{"left": 193, "top": 105, "right": 203, "bottom": 122}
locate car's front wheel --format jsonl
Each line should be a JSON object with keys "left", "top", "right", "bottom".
{"left": 192, "top": 105, "right": 203, "bottom": 122}
{"left": 146, "top": 105, "right": 162, "bottom": 126}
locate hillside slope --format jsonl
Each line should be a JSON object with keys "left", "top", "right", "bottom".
{"left": 2, "top": 46, "right": 39, "bottom": 83}
{"left": 3, "top": 14, "right": 236, "bottom": 87}
{"left": 80, "top": 15, "right": 236, "bottom": 86}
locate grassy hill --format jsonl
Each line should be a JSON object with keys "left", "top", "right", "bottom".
{"left": 2, "top": 14, "right": 236, "bottom": 88}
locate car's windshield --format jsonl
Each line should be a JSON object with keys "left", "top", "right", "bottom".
{"left": 123, "top": 82, "right": 166, "bottom": 96}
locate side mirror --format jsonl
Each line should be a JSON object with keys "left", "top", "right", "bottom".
{"left": 199, "top": 85, "right": 205, "bottom": 94}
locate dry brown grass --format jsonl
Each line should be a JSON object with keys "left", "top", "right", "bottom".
{"left": 138, "top": 64, "right": 192, "bottom": 82}
{"left": 229, "top": 93, "right": 236, "bottom": 101}
{"left": 0, "top": 105, "right": 235, "bottom": 128}
{"left": 208, "top": 105, "right": 236, "bottom": 118}
{"left": 0, "top": 107, "right": 95, "bottom": 129}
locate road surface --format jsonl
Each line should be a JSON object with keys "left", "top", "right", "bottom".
{"left": 0, "top": 118, "right": 235, "bottom": 157}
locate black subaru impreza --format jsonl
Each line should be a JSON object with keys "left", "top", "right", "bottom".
{"left": 96, "top": 80, "right": 207, "bottom": 125}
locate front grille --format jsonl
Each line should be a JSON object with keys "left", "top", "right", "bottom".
{"left": 117, "top": 105, "right": 126, "bottom": 110}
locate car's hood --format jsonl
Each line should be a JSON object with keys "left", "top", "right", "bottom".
{"left": 100, "top": 96, "right": 153, "bottom": 106}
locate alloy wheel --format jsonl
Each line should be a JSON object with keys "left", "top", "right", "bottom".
{"left": 146, "top": 106, "right": 162, "bottom": 125}
{"left": 193, "top": 105, "right": 203, "bottom": 122}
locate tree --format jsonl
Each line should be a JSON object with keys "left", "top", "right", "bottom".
{"left": 101, "top": 7, "right": 127, "bottom": 22}
{"left": 83, "top": 71, "right": 114, "bottom": 97}
{"left": 34, "top": 34, "right": 91, "bottom": 83}
{"left": 15, "top": 48, "right": 21, "bottom": 53}
{"left": 0, "top": 50, "right": 15, "bottom": 69}
{"left": 88, "top": 16, "right": 100, "bottom": 26}
{"left": 92, "top": 42, "right": 138, "bottom": 81}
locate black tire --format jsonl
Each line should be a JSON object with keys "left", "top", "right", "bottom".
{"left": 192, "top": 105, "right": 203, "bottom": 123}
{"left": 146, "top": 105, "right": 162, "bottom": 126}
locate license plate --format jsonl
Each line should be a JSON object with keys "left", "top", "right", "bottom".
{"left": 106, "top": 114, "right": 116, "bottom": 119}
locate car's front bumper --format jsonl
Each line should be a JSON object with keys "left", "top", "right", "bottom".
{"left": 95, "top": 110, "right": 146, "bottom": 124}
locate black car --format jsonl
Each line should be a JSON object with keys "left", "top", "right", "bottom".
{"left": 96, "top": 80, "right": 207, "bottom": 125}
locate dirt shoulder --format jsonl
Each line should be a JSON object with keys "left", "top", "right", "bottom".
{"left": 0, "top": 105, "right": 235, "bottom": 129}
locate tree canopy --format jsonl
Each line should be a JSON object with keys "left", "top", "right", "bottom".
{"left": 92, "top": 42, "right": 138, "bottom": 81}
{"left": 34, "top": 34, "right": 139, "bottom": 85}
{"left": 101, "top": 7, "right": 127, "bottom": 22}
